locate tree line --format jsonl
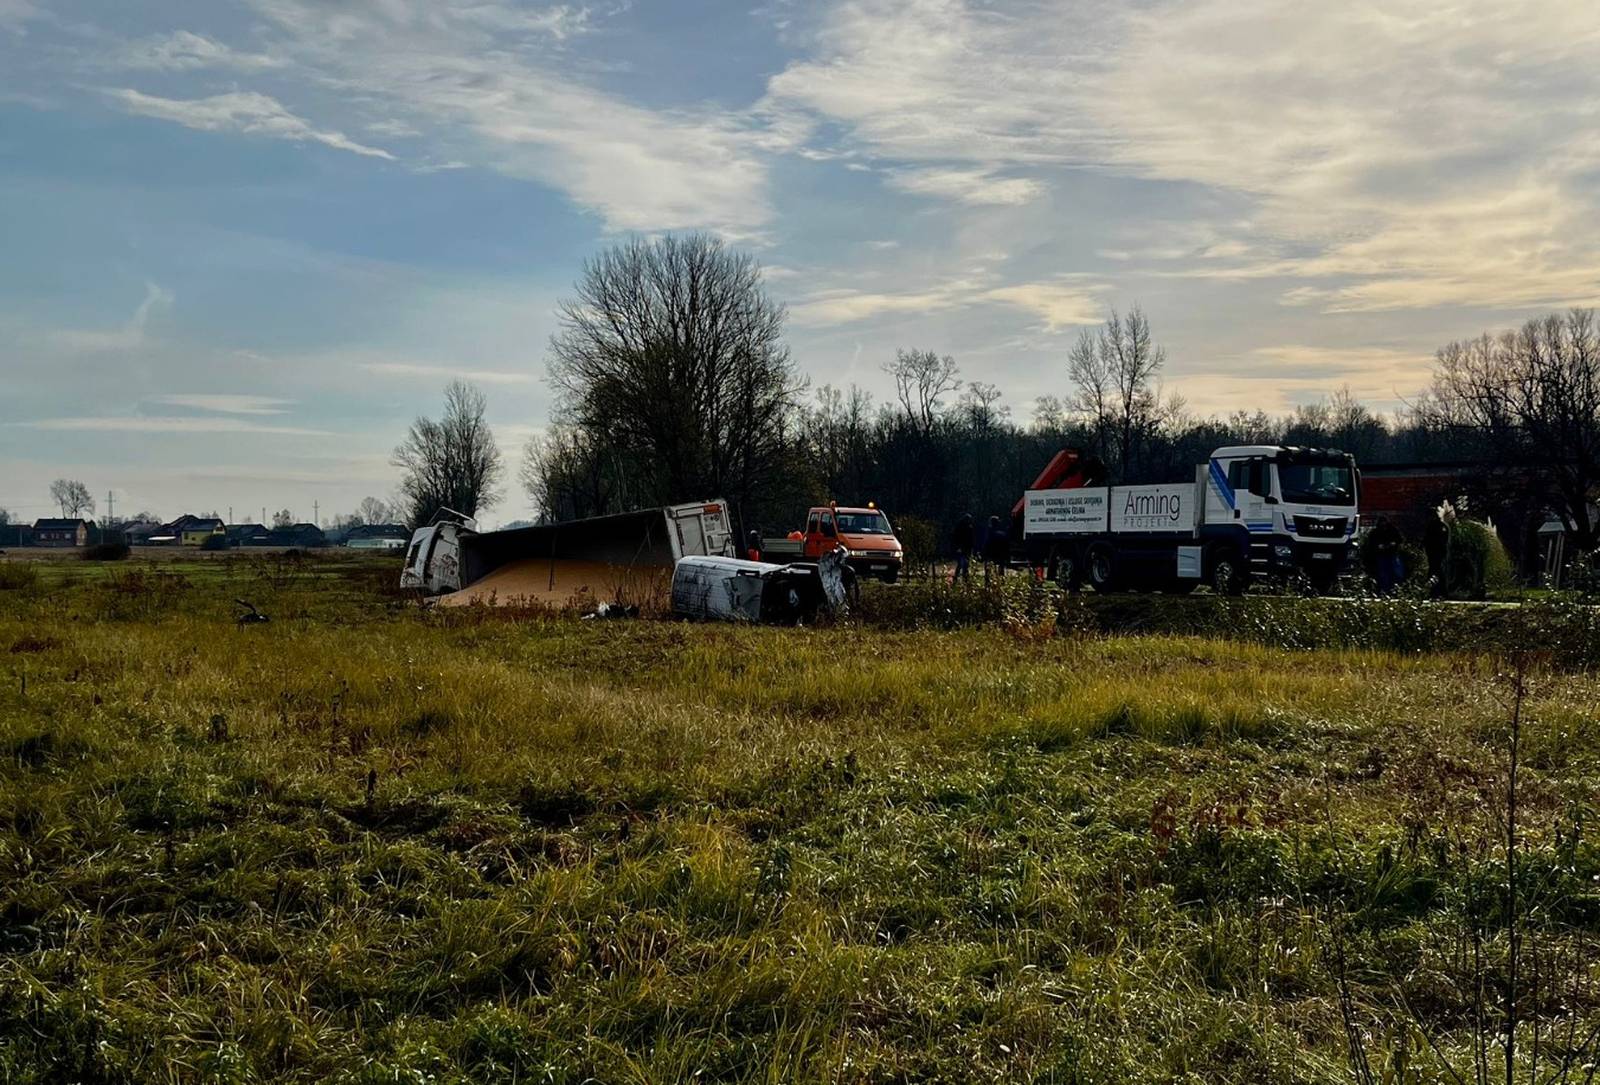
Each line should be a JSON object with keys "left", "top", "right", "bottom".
{"left": 393, "top": 233, "right": 1600, "bottom": 564}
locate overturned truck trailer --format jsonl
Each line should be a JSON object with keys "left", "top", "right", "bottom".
{"left": 400, "top": 501, "right": 736, "bottom": 605}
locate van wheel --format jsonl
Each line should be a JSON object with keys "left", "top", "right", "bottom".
{"left": 1209, "top": 551, "right": 1248, "bottom": 596}
{"left": 1087, "top": 545, "right": 1117, "bottom": 592}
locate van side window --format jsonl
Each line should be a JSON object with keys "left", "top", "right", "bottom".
{"left": 1248, "top": 460, "right": 1266, "bottom": 495}
{"left": 820, "top": 514, "right": 837, "bottom": 538}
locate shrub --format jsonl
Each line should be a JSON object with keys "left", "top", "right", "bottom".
{"left": 856, "top": 573, "right": 1059, "bottom": 630}
{"left": 79, "top": 542, "right": 130, "bottom": 561}
{"left": 893, "top": 514, "right": 938, "bottom": 580}
{"left": 200, "top": 533, "right": 229, "bottom": 552}
{"left": 0, "top": 563, "right": 39, "bottom": 590}
{"left": 1443, "top": 519, "right": 1513, "bottom": 600}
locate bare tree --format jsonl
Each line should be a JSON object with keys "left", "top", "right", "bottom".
{"left": 1423, "top": 309, "right": 1600, "bottom": 549}
{"left": 1067, "top": 327, "right": 1113, "bottom": 465}
{"left": 547, "top": 234, "right": 803, "bottom": 513}
{"left": 49, "top": 479, "right": 94, "bottom": 519}
{"left": 885, "top": 349, "right": 960, "bottom": 438}
{"left": 393, "top": 380, "right": 504, "bottom": 527}
{"left": 520, "top": 424, "right": 621, "bottom": 523}
{"left": 1031, "top": 394, "right": 1069, "bottom": 434}
{"left": 958, "top": 382, "right": 1009, "bottom": 432}
{"left": 1068, "top": 306, "right": 1172, "bottom": 480}
{"left": 0, "top": 507, "right": 9, "bottom": 526}
{"left": 801, "top": 384, "right": 876, "bottom": 502}
{"left": 355, "top": 496, "right": 396, "bottom": 525}
{"left": 271, "top": 509, "right": 294, "bottom": 529}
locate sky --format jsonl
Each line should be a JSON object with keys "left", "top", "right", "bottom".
{"left": 2, "top": 0, "right": 1598, "bottom": 527}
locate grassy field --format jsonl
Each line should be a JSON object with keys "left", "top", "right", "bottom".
{"left": 3, "top": 551, "right": 1599, "bottom": 1083}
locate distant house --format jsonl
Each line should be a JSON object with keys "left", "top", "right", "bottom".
{"left": 343, "top": 523, "right": 410, "bottom": 550}
{"left": 32, "top": 518, "right": 93, "bottom": 547}
{"left": 0, "top": 523, "right": 32, "bottom": 548}
{"left": 123, "top": 522, "right": 166, "bottom": 546}
{"left": 226, "top": 523, "right": 272, "bottom": 547}
{"left": 266, "top": 523, "right": 327, "bottom": 548}
{"left": 176, "top": 517, "right": 225, "bottom": 547}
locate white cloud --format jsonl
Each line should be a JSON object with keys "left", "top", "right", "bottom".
{"left": 148, "top": 394, "right": 295, "bottom": 415}
{"left": 0, "top": 0, "right": 37, "bottom": 31}
{"left": 109, "top": 89, "right": 396, "bottom": 160}
{"left": 1169, "top": 345, "right": 1435, "bottom": 415}
{"left": 769, "top": 0, "right": 1600, "bottom": 313}
{"left": 790, "top": 272, "right": 1102, "bottom": 330}
{"left": 888, "top": 167, "right": 1042, "bottom": 206}
{"left": 22, "top": 416, "right": 333, "bottom": 436}
{"left": 234, "top": 0, "right": 774, "bottom": 233}
{"left": 118, "top": 30, "right": 285, "bottom": 72}
{"left": 359, "top": 361, "right": 536, "bottom": 385}
{"left": 50, "top": 281, "right": 172, "bottom": 352}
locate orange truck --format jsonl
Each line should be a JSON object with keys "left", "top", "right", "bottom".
{"left": 762, "top": 503, "right": 904, "bottom": 583}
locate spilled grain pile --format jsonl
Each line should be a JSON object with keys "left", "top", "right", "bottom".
{"left": 437, "top": 557, "right": 670, "bottom": 610}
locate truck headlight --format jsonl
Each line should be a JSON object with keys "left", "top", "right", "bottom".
{"left": 1274, "top": 544, "right": 1294, "bottom": 560}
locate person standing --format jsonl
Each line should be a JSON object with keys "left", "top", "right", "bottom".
{"left": 1370, "top": 516, "right": 1404, "bottom": 595}
{"left": 1423, "top": 508, "right": 1449, "bottom": 597}
{"left": 984, "top": 514, "right": 1010, "bottom": 577}
{"left": 746, "top": 529, "right": 762, "bottom": 562}
{"left": 952, "top": 513, "right": 974, "bottom": 581}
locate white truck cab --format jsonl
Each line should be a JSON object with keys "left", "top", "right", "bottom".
{"left": 400, "top": 509, "right": 475, "bottom": 594}
{"left": 1204, "top": 446, "right": 1359, "bottom": 590}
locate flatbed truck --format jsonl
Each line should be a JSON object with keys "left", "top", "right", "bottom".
{"left": 1021, "top": 445, "right": 1360, "bottom": 594}
{"left": 762, "top": 503, "right": 904, "bottom": 583}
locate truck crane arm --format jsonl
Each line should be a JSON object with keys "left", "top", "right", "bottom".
{"left": 1010, "top": 449, "right": 1103, "bottom": 524}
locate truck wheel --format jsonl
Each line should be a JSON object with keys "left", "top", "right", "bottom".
{"left": 1209, "top": 551, "right": 1248, "bottom": 596}
{"left": 1055, "top": 550, "right": 1082, "bottom": 592}
{"left": 1086, "top": 545, "right": 1117, "bottom": 592}
{"left": 1307, "top": 568, "right": 1340, "bottom": 596}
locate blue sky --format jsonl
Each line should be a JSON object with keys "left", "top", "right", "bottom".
{"left": 2, "top": 0, "right": 1598, "bottom": 526}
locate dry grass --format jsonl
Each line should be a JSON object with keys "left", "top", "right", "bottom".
{"left": 2, "top": 553, "right": 1599, "bottom": 1082}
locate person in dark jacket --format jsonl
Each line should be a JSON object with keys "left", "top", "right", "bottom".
{"left": 952, "top": 514, "right": 974, "bottom": 581}
{"left": 1423, "top": 510, "right": 1448, "bottom": 597}
{"left": 1369, "top": 516, "right": 1404, "bottom": 595}
{"left": 984, "top": 514, "right": 1010, "bottom": 576}
{"left": 746, "top": 529, "right": 762, "bottom": 562}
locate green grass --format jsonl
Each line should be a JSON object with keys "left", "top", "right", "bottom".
{"left": 2, "top": 553, "right": 1599, "bottom": 1082}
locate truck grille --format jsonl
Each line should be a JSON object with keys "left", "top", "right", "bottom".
{"left": 1294, "top": 516, "right": 1347, "bottom": 538}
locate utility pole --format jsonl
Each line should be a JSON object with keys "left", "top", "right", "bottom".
{"left": 260, "top": 507, "right": 266, "bottom": 526}
{"left": 228, "top": 505, "right": 233, "bottom": 524}
{"left": 105, "top": 490, "right": 114, "bottom": 524}
{"left": 313, "top": 500, "right": 319, "bottom": 526}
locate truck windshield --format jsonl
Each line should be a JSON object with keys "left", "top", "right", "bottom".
{"left": 1278, "top": 463, "right": 1355, "bottom": 506}
{"left": 835, "top": 511, "right": 893, "bottom": 535}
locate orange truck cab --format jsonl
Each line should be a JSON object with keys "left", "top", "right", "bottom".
{"left": 801, "top": 504, "right": 903, "bottom": 583}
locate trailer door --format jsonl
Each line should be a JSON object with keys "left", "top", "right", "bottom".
{"left": 677, "top": 511, "right": 706, "bottom": 557}
{"left": 667, "top": 501, "right": 735, "bottom": 559}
